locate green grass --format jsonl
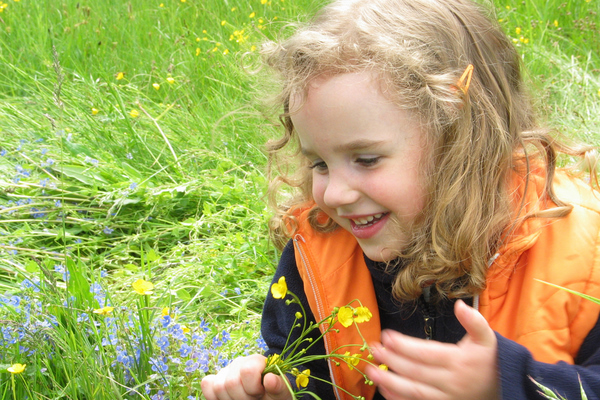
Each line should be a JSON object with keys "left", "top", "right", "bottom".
{"left": 0, "top": 0, "right": 598, "bottom": 398}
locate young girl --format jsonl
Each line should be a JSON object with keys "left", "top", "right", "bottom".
{"left": 201, "top": 0, "right": 600, "bottom": 399}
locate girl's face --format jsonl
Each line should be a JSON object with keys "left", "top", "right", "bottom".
{"left": 291, "top": 72, "right": 427, "bottom": 262}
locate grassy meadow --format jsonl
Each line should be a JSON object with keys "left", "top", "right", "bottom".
{"left": 0, "top": 0, "right": 598, "bottom": 398}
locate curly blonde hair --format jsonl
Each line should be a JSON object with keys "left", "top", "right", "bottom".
{"left": 262, "top": 0, "right": 593, "bottom": 300}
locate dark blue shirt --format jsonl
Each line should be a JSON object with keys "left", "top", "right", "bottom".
{"left": 261, "top": 240, "right": 600, "bottom": 399}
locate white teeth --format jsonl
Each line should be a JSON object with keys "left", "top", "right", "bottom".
{"left": 353, "top": 213, "right": 385, "bottom": 226}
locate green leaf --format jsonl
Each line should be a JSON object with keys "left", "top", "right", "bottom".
{"left": 53, "top": 165, "right": 110, "bottom": 185}
{"left": 176, "top": 288, "right": 191, "bottom": 302}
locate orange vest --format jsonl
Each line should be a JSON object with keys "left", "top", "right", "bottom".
{"left": 289, "top": 170, "right": 600, "bottom": 400}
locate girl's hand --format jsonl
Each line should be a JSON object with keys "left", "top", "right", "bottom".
{"left": 201, "top": 354, "right": 293, "bottom": 400}
{"left": 365, "top": 300, "right": 499, "bottom": 400}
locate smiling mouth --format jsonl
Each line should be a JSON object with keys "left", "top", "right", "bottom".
{"left": 351, "top": 213, "right": 388, "bottom": 227}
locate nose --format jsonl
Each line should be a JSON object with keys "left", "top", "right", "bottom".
{"left": 322, "top": 170, "right": 360, "bottom": 209}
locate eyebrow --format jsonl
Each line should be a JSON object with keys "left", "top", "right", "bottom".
{"left": 301, "top": 139, "right": 386, "bottom": 156}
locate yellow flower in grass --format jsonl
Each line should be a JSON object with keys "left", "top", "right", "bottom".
{"left": 93, "top": 306, "right": 114, "bottom": 315}
{"left": 7, "top": 364, "right": 26, "bottom": 374}
{"left": 354, "top": 306, "right": 372, "bottom": 323}
{"left": 116, "top": 72, "right": 124, "bottom": 80}
{"left": 152, "top": 83, "right": 160, "bottom": 90}
{"left": 295, "top": 369, "right": 310, "bottom": 388}
{"left": 91, "top": 108, "right": 99, "bottom": 115}
{"left": 132, "top": 278, "right": 154, "bottom": 295}
{"left": 161, "top": 307, "right": 170, "bottom": 316}
{"left": 337, "top": 306, "right": 354, "bottom": 328}
{"left": 129, "top": 109, "right": 139, "bottom": 118}
{"left": 261, "top": 0, "right": 267, "bottom": 3}
{"left": 166, "top": 77, "right": 175, "bottom": 84}
{"left": 249, "top": 11, "right": 256, "bottom": 18}
{"left": 271, "top": 276, "right": 287, "bottom": 299}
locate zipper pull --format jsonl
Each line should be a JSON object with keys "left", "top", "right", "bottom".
{"left": 422, "top": 286, "right": 435, "bottom": 340}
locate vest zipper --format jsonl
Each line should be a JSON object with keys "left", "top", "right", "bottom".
{"left": 293, "top": 235, "right": 344, "bottom": 400}
{"left": 421, "top": 286, "right": 435, "bottom": 340}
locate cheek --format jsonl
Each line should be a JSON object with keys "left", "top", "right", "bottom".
{"left": 311, "top": 175, "right": 327, "bottom": 207}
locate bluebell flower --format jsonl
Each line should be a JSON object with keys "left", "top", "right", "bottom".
{"left": 161, "top": 315, "right": 171, "bottom": 328}
{"left": 198, "top": 319, "right": 210, "bottom": 332}
{"left": 221, "top": 330, "right": 231, "bottom": 344}
{"left": 84, "top": 156, "right": 99, "bottom": 166}
{"left": 179, "top": 343, "right": 193, "bottom": 358}
{"left": 54, "top": 264, "right": 70, "bottom": 281}
{"left": 184, "top": 359, "right": 199, "bottom": 373}
{"left": 256, "top": 335, "right": 268, "bottom": 352}
{"left": 149, "top": 357, "right": 168, "bottom": 373}
{"left": 211, "top": 336, "right": 223, "bottom": 348}
{"left": 77, "top": 313, "right": 90, "bottom": 323}
{"left": 157, "top": 336, "right": 170, "bottom": 352}
{"left": 20, "top": 277, "right": 41, "bottom": 292}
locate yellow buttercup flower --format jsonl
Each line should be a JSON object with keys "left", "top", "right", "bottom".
{"left": 93, "top": 306, "right": 114, "bottom": 315}
{"left": 271, "top": 276, "right": 287, "bottom": 299}
{"left": 354, "top": 306, "right": 372, "bottom": 323}
{"left": 379, "top": 364, "right": 389, "bottom": 371}
{"left": 152, "top": 83, "right": 160, "bottom": 90}
{"left": 166, "top": 77, "right": 175, "bottom": 84}
{"left": 249, "top": 12, "right": 256, "bottom": 18}
{"left": 337, "top": 306, "right": 354, "bottom": 328}
{"left": 132, "top": 278, "right": 154, "bottom": 295}
{"left": 7, "top": 363, "right": 26, "bottom": 374}
{"left": 129, "top": 109, "right": 140, "bottom": 118}
{"left": 195, "top": 48, "right": 201, "bottom": 56}
{"left": 266, "top": 353, "right": 281, "bottom": 366}
{"left": 553, "top": 20, "right": 558, "bottom": 27}
{"left": 116, "top": 72, "right": 124, "bottom": 80}
{"left": 161, "top": 307, "right": 170, "bottom": 316}
{"left": 515, "top": 27, "right": 521, "bottom": 35}
{"left": 91, "top": 108, "right": 99, "bottom": 115}
{"left": 295, "top": 369, "right": 310, "bottom": 388}
{"left": 343, "top": 352, "right": 361, "bottom": 370}
{"left": 221, "top": 20, "right": 226, "bottom": 26}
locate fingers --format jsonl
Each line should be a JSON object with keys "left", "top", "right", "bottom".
{"left": 454, "top": 299, "right": 496, "bottom": 348}
{"left": 365, "top": 363, "right": 445, "bottom": 400}
{"left": 263, "top": 373, "right": 293, "bottom": 400}
{"left": 201, "top": 355, "right": 267, "bottom": 400}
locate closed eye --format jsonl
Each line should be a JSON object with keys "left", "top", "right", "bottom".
{"left": 308, "top": 160, "right": 328, "bottom": 172}
{"left": 355, "top": 156, "right": 381, "bottom": 167}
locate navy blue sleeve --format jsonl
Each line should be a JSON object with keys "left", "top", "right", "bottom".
{"left": 497, "top": 315, "right": 600, "bottom": 399}
{"left": 260, "top": 240, "right": 335, "bottom": 398}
